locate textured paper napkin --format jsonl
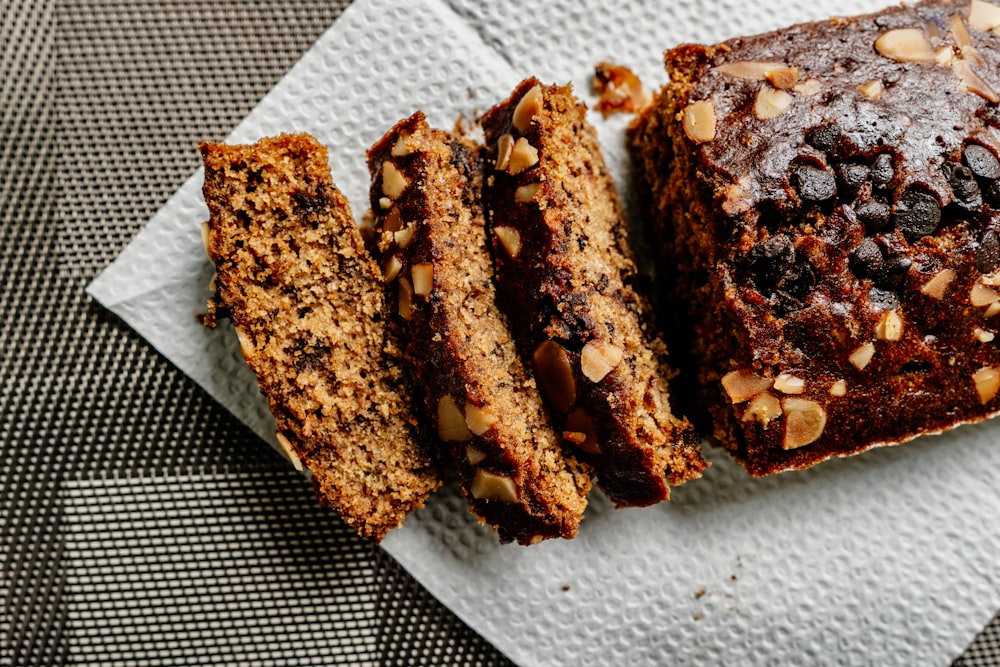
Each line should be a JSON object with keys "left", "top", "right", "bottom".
{"left": 88, "top": 0, "right": 1000, "bottom": 664}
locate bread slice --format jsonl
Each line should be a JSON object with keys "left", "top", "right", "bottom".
{"left": 480, "top": 79, "right": 708, "bottom": 507}
{"left": 200, "top": 133, "right": 440, "bottom": 542}
{"left": 367, "top": 113, "right": 591, "bottom": 544}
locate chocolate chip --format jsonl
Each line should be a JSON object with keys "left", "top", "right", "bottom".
{"left": 964, "top": 144, "right": 1000, "bottom": 180}
{"left": 835, "top": 163, "right": 870, "bottom": 196}
{"left": 855, "top": 199, "right": 892, "bottom": 231}
{"left": 806, "top": 125, "right": 839, "bottom": 152}
{"left": 977, "top": 229, "right": 1000, "bottom": 274}
{"left": 945, "top": 163, "right": 982, "bottom": 209}
{"left": 894, "top": 190, "right": 941, "bottom": 240}
{"left": 750, "top": 234, "right": 795, "bottom": 288}
{"left": 869, "top": 287, "right": 901, "bottom": 310}
{"left": 849, "top": 239, "right": 883, "bottom": 278}
{"left": 873, "top": 255, "right": 912, "bottom": 289}
{"left": 792, "top": 165, "right": 837, "bottom": 202}
{"left": 871, "top": 153, "right": 894, "bottom": 188}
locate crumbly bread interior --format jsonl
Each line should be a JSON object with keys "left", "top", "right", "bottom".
{"left": 200, "top": 133, "right": 440, "bottom": 542}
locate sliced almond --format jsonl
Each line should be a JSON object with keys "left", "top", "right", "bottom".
{"left": 464, "top": 403, "right": 497, "bottom": 436}
{"left": 766, "top": 67, "right": 801, "bottom": 90}
{"left": 722, "top": 179, "right": 753, "bottom": 216}
{"left": 381, "top": 161, "right": 408, "bottom": 199}
{"left": 470, "top": 469, "right": 518, "bottom": 503}
{"left": 411, "top": 263, "right": 433, "bottom": 296}
{"left": 975, "top": 327, "right": 996, "bottom": 342}
{"left": 533, "top": 340, "right": 577, "bottom": 413}
{"left": 829, "top": 380, "right": 847, "bottom": 397}
{"left": 849, "top": 342, "right": 876, "bottom": 370}
{"left": 742, "top": 391, "right": 782, "bottom": 426}
{"left": 781, "top": 398, "right": 827, "bottom": 449}
{"left": 200, "top": 221, "right": 212, "bottom": 255}
{"left": 382, "top": 255, "right": 402, "bottom": 283}
{"left": 754, "top": 85, "right": 793, "bottom": 120}
{"left": 874, "top": 28, "right": 936, "bottom": 62}
{"left": 398, "top": 276, "right": 414, "bottom": 320}
{"left": 515, "top": 182, "right": 543, "bottom": 203}
{"left": 793, "top": 78, "right": 822, "bottom": 96}
{"left": 495, "top": 133, "right": 515, "bottom": 172}
{"left": 235, "top": 328, "right": 254, "bottom": 359}
{"left": 494, "top": 226, "right": 521, "bottom": 258}
{"left": 715, "top": 61, "right": 787, "bottom": 80}
{"left": 988, "top": 302, "right": 1000, "bottom": 318}
{"left": 275, "top": 432, "right": 303, "bottom": 472}
{"left": 513, "top": 84, "right": 543, "bottom": 134}
{"left": 379, "top": 196, "right": 392, "bottom": 210}
{"left": 466, "top": 446, "right": 486, "bottom": 465}
{"left": 391, "top": 133, "right": 412, "bottom": 157}
{"left": 682, "top": 100, "right": 716, "bottom": 143}
{"left": 953, "top": 58, "right": 1000, "bottom": 103}
{"left": 437, "top": 395, "right": 472, "bottom": 442}
{"left": 393, "top": 226, "right": 415, "bottom": 249}
{"left": 721, "top": 369, "right": 773, "bottom": 403}
{"left": 951, "top": 14, "right": 976, "bottom": 50}
{"left": 580, "top": 340, "right": 624, "bottom": 383}
{"left": 920, "top": 268, "right": 956, "bottom": 299}
{"left": 935, "top": 46, "right": 956, "bottom": 66}
{"left": 971, "top": 282, "right": 1000, "bottom": 306}
{"left": 507, "top": 137, "right": 540, "bottom": 175}
{"left": 858, "top": 79, "right": 884, "bottom": 99}
{"left": 773, "top": 373, "right": 806, "bottom": 394}
{"left": 969, "top": 0, "right": 1000, "bottom": 32}
{"left": 974, "top": 366, "right": 1000, "bottom": 403}
{"left": 875, "top": 310, "right": 904, "bottom": 341}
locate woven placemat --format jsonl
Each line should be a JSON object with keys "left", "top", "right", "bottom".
{"left": 1, "top": 0, "right": 996, "bottom": 664}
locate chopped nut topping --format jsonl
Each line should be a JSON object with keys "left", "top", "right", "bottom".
{"left": 515, "top": 182, "right": 543, "bottom": 203}
{"left": 235, "top": 328, "right": 254, "bottom": 359}
{"left": 829, "top": 380, "right": 847, "bottom": 397}
{"left": 391, "top": 133, "right": 412, "bottom": 157}
{"left": 381, "top": 161, "right": 408, "bottom": 199}
{"left": 782, "top": 398, "right": 827, "bottom": 449}
{"left": 971, "top": 282, "right": 1000, "bottom": 306}
{"left": 722, "top": 179, "right": 754, "bottom": 216}
{"left": 858, "top": 79, "right": 884, "bottom": 99}
{"left": 383, "top": 207, "right": 403, "bottom": 233}
{"left": 397, "top": 276, "right": 414, "bottom": 320}
{"left": 200, "top": 221, "right": 212, "bottom": 255}
{"left": 382, "top": 255, "right": 402, "bottom": 283}
{"left": 742, "top": 391, "right": 782, "bottom": 425}
{"left": 715, "top": 60, "right": 787, "bottom": 80}
{"left": 975, "top": 327, "right": 996, "bottom": 342}
{"left": 754, "top": 85, "right": 793, "bottom": 120}
{"left": 988, "top": 302, "right": 1000, "bottom": 318}
{"left": 411, "top": 263, "right": 433, "bottom": 296}
{"left": 466, "top": 446, "right": 486, "bottom": 465}
{"left": 849, "top": 342, "right": 876, "bottom": 370}
{"left": 471, "top": 469, "right": 519, "bottom": 502}
{"left": 969, "top": 0, "right": 1000, "bottom": 32}
{"left": 507, "top": 137, "right": 539, "bottom": 175}
{"left": 682, "top": 100, "right": 716, "bottom": 143}
{"left": 974, "top": 366, "right": 1000, "bottom": 403}
{"left": 773, "top": 373, "right": 806, "bottom": 394}
{"left": 593, "top": 61, "right": 651, "bottom": 116}
{"left": 464, "top": 403, "right": 497, "bottom": 436}
{"left": 952, "top": 58, "right": 1000, "bottom": 103}
{"left": 565, "top": 407, "right": 600, "bottom": 455}
{"left": 495, "top": 133, "right": 515, "bottom": 172}
{"left": 533, "top": 340, "right": 577, "bottom": 413}
{"left": 935, "top": 46, "right": 956, "bottom": 66}
{"left": 208, "top": 274, "right": 216, "bottom": 292}
{"left": 875, "top": 28, "right": 936, "bottom": 62}
{"left": 437, "top": 395, "right": 472, "bottom": 442}
{"left": 275, "top": 431, "right": 304, "bottom": 472}
{"left": 766, "top": 67, "right": 801, "bottom": 90}
{"left": 580, "top": 340, "right": 624, "bottom": 383}
{"left": 920, "top": 268, "right": 956, "bottom": 299}
{"left": 393, "top": 226, "right": 415, "bottom": 249}
{"left": 951, "top": 14, "right": 976, "bottom": 51}
{"left": 494, "top": 226, "right": 521, "bottom": 258}
{"left": 379, "top": 196, "right": 392, "bottom": 210}
{"left": 721, "top": 369, "right": 773, "bottom": 403}
{"left": 875, "top": 310, "right": 904, "bottom": 341}
{"left": 513, "top": 84, "right": 543, "bottom": 134}
{"left": 793, "top": 78, "right": 822, "bottom": 96}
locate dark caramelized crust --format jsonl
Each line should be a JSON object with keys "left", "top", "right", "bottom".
{"left": 481, "top": 79, "right": 707, "bottom": 507}
{"left": 367, "top": 113, "right": 592, "bottom": 544}
{"left": 200, "top": 134, "right": 440, "bottom": 542}
{"left": 629, "top": 0, "right": 1000, "bottom": 475}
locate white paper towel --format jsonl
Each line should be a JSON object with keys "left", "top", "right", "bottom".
{"left": 87, "top": 0, "right": 1000, "bottom": 664}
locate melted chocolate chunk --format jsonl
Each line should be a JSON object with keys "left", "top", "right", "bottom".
{"left": 977, "top": 229, "right": 1000, "bottom": 274}
{"left": 964, "top": 144, "right": 1000, "bottom": 180}
{"left": 855, "top": 199, "right": 892, "bottom": 231}
{"left": 806, "top": 125, "right": 839, "bottom": 152}
{"left": 749, "top": 234, "right": 795, "bottom": 288}
{"left": 871, "top": 153, "right": 894, "bottom": 188}
{"left": 894, "top": 189, "right": 941, "bottom": 240}
{"left": 849, "top": 238, "right": 883, "bottom": 278}
{"left": 869, "top": 287, "right": 900, "bottom": 311}
{"left": 836, "top": 163, "right": 870, "bottom": 196}
{"left": 873, "top": 255, "right": 912, "bottom": 290}
{"left": 792, "top": 165, "right": 837, "bottom": 202}
{"left": 779, "top": 261, "right": 816, "bottom": 300}
{"left": 945, "top": 163, "right": 982, "bottom": 210}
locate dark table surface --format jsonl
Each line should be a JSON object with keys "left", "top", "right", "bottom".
{"left": 2, "top": 0, "right": 998, "bottom": 664}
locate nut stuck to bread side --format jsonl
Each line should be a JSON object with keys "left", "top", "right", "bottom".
{"left": 200, "top": 134, "right": 440, "bottom": 543}
{"left": 367, "top": 113, "right": 592, "bottom": 545}
{"left": 481, "top": 78, "right": 708, "bottom": 507}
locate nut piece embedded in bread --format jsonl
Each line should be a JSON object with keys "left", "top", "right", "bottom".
{"left": 200, "top": 133, "right": 440, "bottom": 542}
{"left": 367, "top": 113, "right": 592, "bottom": 545}
{"left": 629, "top": 0, "right": 1000, "bottom": 475}
{"left": 481, "top": 78, "right": 708, "bottom": 507}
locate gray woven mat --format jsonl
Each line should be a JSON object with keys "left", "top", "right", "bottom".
{"left": 1, "top": 0, "right": 997, "bottom": 664}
